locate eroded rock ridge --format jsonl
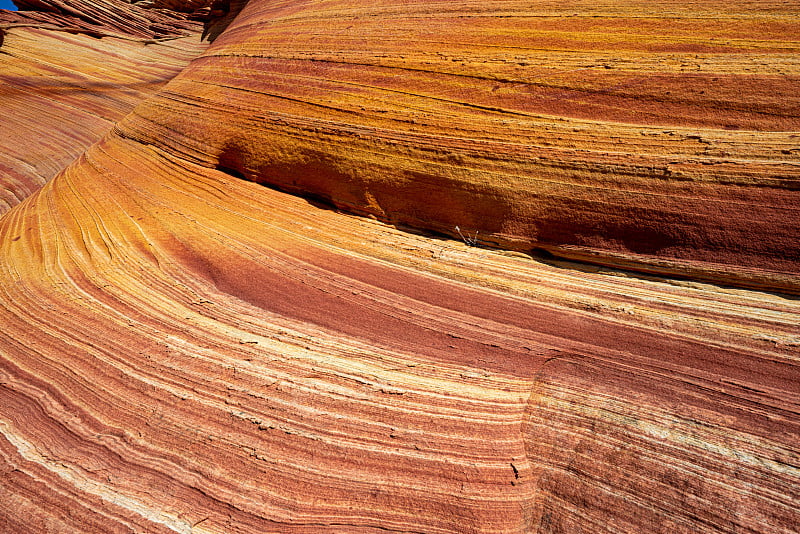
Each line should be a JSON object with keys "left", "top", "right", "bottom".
{"left": 0, "top": 1, "right": 798, "bottom": 533}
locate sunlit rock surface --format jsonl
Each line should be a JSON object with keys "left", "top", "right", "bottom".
{"left": 0, "top": 1, "right": 798, "bottom": 533}
{"left": 0, "top": 0, "right": 208, "bottom": 214}
{"left": 1, "top": 0, "right": 210, "bottom": 39}
{"left": 0, "top": 29, "right": 205, "bottom": 214}
{"left": 116, "top": 0, "right": 800, "bottom": 292}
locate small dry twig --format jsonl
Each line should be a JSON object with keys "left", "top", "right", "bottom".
{"left": 455, "top": 225, "right": 479, "bottom": 246}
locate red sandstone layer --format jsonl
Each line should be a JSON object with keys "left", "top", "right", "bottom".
{"left": 0, "top": 1, "right": 798, "bottom": 533}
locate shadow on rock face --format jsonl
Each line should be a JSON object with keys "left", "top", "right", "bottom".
{"left": 201, "top": 0, "right": 247, "bottom": 42}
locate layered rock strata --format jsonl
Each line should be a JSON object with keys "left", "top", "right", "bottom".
{"left": 0, "top": 1, "right": 798, "bottom": 533}
{"left": 167, "top": 0, "right": 795, "bottom": 293}
{"left": 0, "top": 28, "right": 205, "bottom": 214}
{"left": 0, "top": 0, "right": 210, "bottom": 214}
{"left": 1, "top": 0, "right": 210, "bottom": 39}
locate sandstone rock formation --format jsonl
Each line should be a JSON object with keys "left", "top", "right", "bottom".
{"left": 2, "top": 0, "right": 210, "bottom": 39}
{"left": 0, "top": 1, "right": 798, "bottom": 533}
{"left": 0, "top": 0, "right": 209, "bottom": 214}
{"left": 115, "top": 0, "right": 800, "bottom": 292}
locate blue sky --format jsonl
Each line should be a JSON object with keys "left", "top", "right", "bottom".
{"left": 0, "top": 0, "right": 17, "bottom": 10}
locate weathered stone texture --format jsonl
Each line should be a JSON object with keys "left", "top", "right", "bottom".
{"left": 0, "top": 1, "right": 798, "bottom": 533}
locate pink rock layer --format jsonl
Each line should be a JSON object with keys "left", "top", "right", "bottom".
{"left": 0, "top": 1, "right": 798, "bottom": 533}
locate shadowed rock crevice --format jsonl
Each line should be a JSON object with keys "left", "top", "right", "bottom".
{"left": 201, "top": 0, "right": 247, "bottom": 42}
{"left": 206, "top": 131, "right": 799, "bottom": 294}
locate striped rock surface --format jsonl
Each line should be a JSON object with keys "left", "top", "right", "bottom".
{"left": 130, "top": 0, "right": 800, "bottom": 293}
{"left": 0, "top": 1, "right": 798, "bottom": 533}
{"left": 0, "top": 26, "right": 206, "bottom": 214}
{"left": 1, "top": 0, "right": 211, "bottom": 39}
{"left": 0, "top": 0, "right": 213, "bottom": 214}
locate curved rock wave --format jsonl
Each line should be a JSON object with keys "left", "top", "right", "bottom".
{"left": 0, "top": 0, "right": 212, "bottom": 215}
{"left": 0, "top": 28, "right": 206, "bottom": 214}
{"left": 116, "top": 0, "right": 800, "bottom": 292}
{"left": 0, "top": 1, "right": 798, "bottom": 533}
{"left": 1, "top": 0, "right": 210, "bottom": 39}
